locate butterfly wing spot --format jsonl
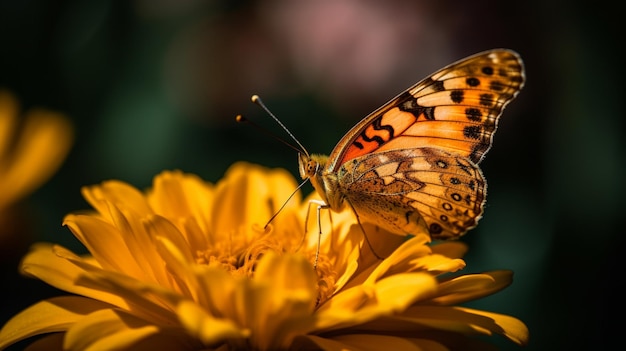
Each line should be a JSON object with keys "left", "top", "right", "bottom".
{"left": 465, "top": 108, "right": 483, "bottom": 121}
{"left": 422, "top": 77, "right": 446, "bottom": 92}
{"left": 481, "top": 66, "right": 494, "bottom": 75}
{"left": 466, "top": 77, "right": 480, "bottom": 87}
{"left": 450, "top": 90, "right": 464, "bottom": 103}
{"left": 421, "top": 106, "right": 436, "bottom": 120}
{"left": 489, "top": 80, "right": 505, "bottom": 92}
{"left": 453, "top": 158, "right": 474, "bottom": 176}
{"left": 463, "top": 125, "right": 482, "bottom": 140}
{"left": 468, "top": 179, "right": 476, "bottom": 190}
{"left": 429, "top": 223, "right": 443, "bottom": 235}
{"left": 479, "top": 93, "right": 494, "bottom": 107}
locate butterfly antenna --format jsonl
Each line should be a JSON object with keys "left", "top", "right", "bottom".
{"left": 250, "top": 95, "right": 310, "bottom": 157}
{"left": 235, "top": 114, "right": 303, "bottom": 155}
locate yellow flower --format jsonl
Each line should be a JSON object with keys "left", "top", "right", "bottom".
{"left": 0, "top": 90, "right": 73, "bottom": 253}
{"left": 0, "top": 162, "right": 528, "bottom": 350}
{"left": 0, "top": 90, "right": 73, "bottom": 213}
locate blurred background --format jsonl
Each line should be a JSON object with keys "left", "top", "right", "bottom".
{"left": 0, "top": 1, "right": 623, "bottom": 350}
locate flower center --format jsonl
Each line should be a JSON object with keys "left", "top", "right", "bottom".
{"left": 194, "top": 227, "right": 338, "bottom": 304}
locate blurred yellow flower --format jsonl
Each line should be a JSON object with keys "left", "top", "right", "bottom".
{"left": 0, "top": 90, "right": 73, "bottom": 246}
{"left": 0, "top": 162, "right": 528, "bottom": 350}
{"left": 0, "top": 91, "right": 73, "bottom": 211}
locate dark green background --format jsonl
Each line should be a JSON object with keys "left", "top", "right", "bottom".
{"left": 1, "top": 1, "right": 623, "bottom": 350}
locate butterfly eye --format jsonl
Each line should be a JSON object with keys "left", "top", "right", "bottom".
{"left": 307, "top": 161, "right": 318, "bottom": 176}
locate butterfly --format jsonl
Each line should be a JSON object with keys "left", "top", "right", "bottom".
{"left": 297, "top": 49, "right": 525, "bottom": 241}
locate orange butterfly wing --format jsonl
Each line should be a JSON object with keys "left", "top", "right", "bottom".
{"left": 335, "top": 147, "right": 486, "bottom": 239}
{"left": 326, "top": 49, "right": 525, "bottom": 171}
{"left": 305, "top": 49, "right": 524, "bottom": 240}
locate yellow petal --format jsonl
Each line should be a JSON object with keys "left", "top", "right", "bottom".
{"left": 254, "top": 252, "right": 318, "bottom": 302}
{"left": 316, "top": 285, "right": 370, "bottom": 315}
{"left": 190, "top": 265, "right": 238, "bottom": 320}
{"left": 177, "top": 300, "right": 249, "bottom": 346}
{"left": 64, "top": 309, "right": 159, "bottom": 350}
{"left": 0, "top": 103, "right": 72, "bottom": 210}
{"left": 81, "top": 180, "right": 152, "bottom": 220}
{"left": 0, "top": 296, "right": 113, "bottom": 349}
{"left": 341, "top": 224, "right": 412, "bottom": 282}
{"left": 430, "top": 241, "right": 468, "bottom": 259}
{"left": 315, "top": 273, "right": 436, "bottom": 334}
{"left": 305, "top": 209, "right": 363, "bottom": 294}
{"left": 415, "top": 255, "right": 466, "bottom": 274}
{"left": 20, "top": 244, "right": 129, "bottom": 309}
{"left": 0, "top": 90, "right": 18, "bottom": 159}
{"left": 24, "top": 244, "right": 183, "bottom": 325}
{"left": 147, "top": 170, "right": 214, "bottom": 235}
{"left": 63, "top": 214, "right": 142, "bottom": 275}
{"left": 398, "top": 305, "right": 529, "bottom": 346}
{"left": 374, "top": 273, "right": 438, "bottom": 311}
{"left": 57, "top": 256, "right": 184, "bottom": 325}
{"left": 249, "top": 252, "right": 318, "bottom": 349}
{"left": 431, "top": 271, "right": 513, "bottom": 305}
{"left": 153, "top": 235, "right": 197, "bottom": 299}
{"left": 211, "top": 162, "right": 299, "bottom": 239}
{"left": 145, "top": 215, "right": 194, "bottom": 263}
{"left": 456, "top": 307, "right": 529, "bottom": 346}
{"left": 65, "top": 210, "right": 175, "bottom": 286}
{"left": 348, "top": 237, "right": 433, "bottom": 287}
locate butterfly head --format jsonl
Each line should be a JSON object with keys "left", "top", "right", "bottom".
{"left": 298, "top": 153, "right": 345, "bottom": 210}
{"left": 298, "top": 152, "right": 324, "bottom": 201}
{"left": 298, "top": 153, "right": 324, "bottom": 181}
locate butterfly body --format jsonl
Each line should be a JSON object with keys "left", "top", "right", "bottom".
{"left": 299, "top": 49, "right": 524, "bottom": 240}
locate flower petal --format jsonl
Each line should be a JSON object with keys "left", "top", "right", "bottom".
{"left": 395, "top": 305, "right": 529, "bottom": 346}
{"left": 430, "top": 241, "right": 468, "bottom": 259}
{"left": 374, "top": 273, "right": 438, "bottom": 311}
{"left": 349, "top": 236, "right": 457, "bottom": 288}
{"left": 63, "top": 214, "right": 141, "bottom": 275}
{"left": 81, "top": 180, "right": 153, "bottom": 220}
{"left": 189, "top": 265, "right": 238, "bottom": 321}
{"left": 249, "top": 252, "right": 318, "bottom": 349}
{"left": 147, "top": 170, "right": 214, "bottom": 236}
{"left": 0, "top": 296, "right": 113, "bottom": 349}
{"left": 64, "top": 308, "right": 183, "bottom": 351}
{"left": 455, "top": 307, "right": 529, "bottom": 346}
{"left": 0, "top": 95, "right": 72, "bottom": 210}
{"left": 58, "top": 256, "right": 184, "bottom": 325}
{"left": 211, "top": 162, "right": 299, "bottom": 240}
{"left": 153, "top": 235, "right": 197, "bottom": 299}
{"left": 24, "top": 244, "right": 186, "bottom": 326}
{"left": 315, "top": 273, "right": 437, "bottom": 333}
{"left": 177, "top": 300, "right": 249, "bottom": 346}
{"left": 20, "top": 244, "right": 129, "bottom": 309}
{"left": 146, "top": 215, "right": 194, "bottom": 265}
{"left": 0, "top": 90, "right": 18, "bottom": 159}
{"left": 430, "top": 271, "right": 513, "bottom": 305}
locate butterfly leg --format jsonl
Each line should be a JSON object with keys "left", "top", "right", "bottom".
{"left": 305, "top": 199, "right": 330, "bottom": 270}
